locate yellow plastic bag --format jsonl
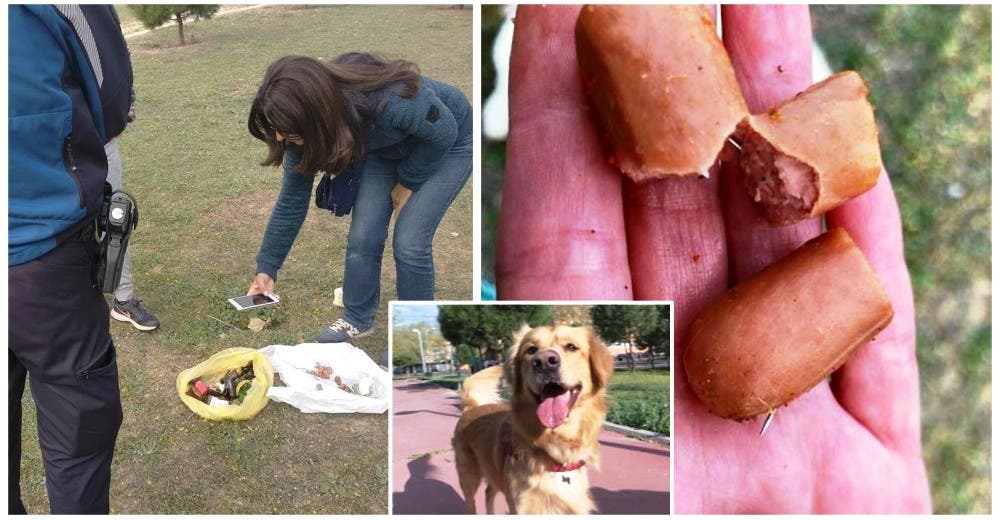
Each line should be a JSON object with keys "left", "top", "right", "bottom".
{"left": 176, "top": 347, "right": 274, "bottom": 420}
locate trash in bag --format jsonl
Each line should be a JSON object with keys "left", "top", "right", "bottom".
{"left": 176, "top": 347, "right": 275, "bottom": 420}
{"left": 260, "top": 342, "right": 389, "bottom": 414}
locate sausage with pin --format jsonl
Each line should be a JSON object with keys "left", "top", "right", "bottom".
{"left": 683, "top": 227, "right": 894, "bottom": 421}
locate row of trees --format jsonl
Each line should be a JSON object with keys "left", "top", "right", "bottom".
{"left": 421, "top": 305, "right": 671, "bottom": 372}
{"left": 391, "top": 306, "right": 552, "bottom": 371}
{"left": 391, "top": 325, "right": 446, "bottom": 369}
{"left": 590, "top": 305, "right": 671, "bottom": 370}
{"left": 439, "top": 305, "right": 554, "bottom": 365}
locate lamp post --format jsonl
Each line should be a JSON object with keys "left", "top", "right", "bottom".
{"left": 412, "top": 328, "right": 427, "bottom": 374}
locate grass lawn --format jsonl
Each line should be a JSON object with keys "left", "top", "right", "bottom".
{"left": 17, "top": 5, "right": 471, "bottom": 514}
{"left": 422, "top": 373, "right": 464, "bottom": 390}
{"left": 606, "top": 370, "right": 670, "bottom": 436}
{"left": 813, "top": 7, "right": 991, "bottom": 513}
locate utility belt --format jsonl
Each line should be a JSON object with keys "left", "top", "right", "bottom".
{"left": 66, "top": 182, "right": 139, "bottom": 293}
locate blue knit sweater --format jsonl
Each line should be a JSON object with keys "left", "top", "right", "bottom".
{"left": 254, "top": 75, "right": 470, "bottom": 279}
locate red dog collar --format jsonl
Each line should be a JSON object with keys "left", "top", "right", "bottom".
{"left": 549, "top": 460, "right": 586, "bottom": 472}
{"left": 500, "top": 431, "right": 585, "bottom": 472}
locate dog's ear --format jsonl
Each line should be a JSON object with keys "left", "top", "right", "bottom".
{"left": 588, "top": 328, "right": 614, "bottom": 391}
{"left": 511, "top": 322, "right": 531, "bottom": 345}
{"left": 505, "top": 331, "right": 525, "bottom": 396}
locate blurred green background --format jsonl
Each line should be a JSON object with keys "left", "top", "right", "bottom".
{"left": 480, "top": 5, "right": 991, "bottom": 514}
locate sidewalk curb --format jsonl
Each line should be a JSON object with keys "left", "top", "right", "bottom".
{"left": 604, "top": 421, "right": 671, "bottom": 448}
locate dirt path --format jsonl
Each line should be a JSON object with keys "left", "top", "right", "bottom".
{"left": 392, "top": 379, "right": 670, "bottom": 514}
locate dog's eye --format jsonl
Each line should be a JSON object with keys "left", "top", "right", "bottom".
{"left": 525, "top": 346, "right": 538, "bottom": 355}
{"left": 565, "top": 343, "right": 578, "bottom": 352}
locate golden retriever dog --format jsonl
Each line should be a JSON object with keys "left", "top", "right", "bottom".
{"left": 452, "top": 325, "right": 613, "bottom": 514}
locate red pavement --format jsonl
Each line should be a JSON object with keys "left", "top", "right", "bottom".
{"left": 392, "top": 379, "right": 670, "bottom": 514}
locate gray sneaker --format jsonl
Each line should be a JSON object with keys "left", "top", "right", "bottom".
{"left": 316, "top": 318, "right": 372, "bottom": 343}
{"left": 111, "top": 298, "right": 160, "bottom": 331}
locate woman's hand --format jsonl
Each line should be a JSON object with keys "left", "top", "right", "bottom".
{"left": 391, "top": 183, "right": 413, "bottom": 212}
{"left": 247, "top": 272, "right": 279, "bottom": 299}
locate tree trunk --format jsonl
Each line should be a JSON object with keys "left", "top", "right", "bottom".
{"left": 627, "top": 334, "right": 636, "bottom": 371}
{"left": 176, "top": 15, "right": 185, "bottom": 45}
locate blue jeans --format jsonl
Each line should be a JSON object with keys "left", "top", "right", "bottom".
{"left": 342, "top": 115, "right": 472, "bottom": 329}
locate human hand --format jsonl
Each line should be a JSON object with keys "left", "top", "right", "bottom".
{"left": 391, "top": 183, "right": 413, "bottom": 212}
{"left": 247, "top": 272, "right": 279, "bottom": 300}
{"left": 495, "top": 5, "right": 931, "bottom": 513}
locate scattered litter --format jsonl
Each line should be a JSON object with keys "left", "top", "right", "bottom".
{"left": 248, "top": 317, "right": 270, "bottom": 332}
{"left": 260, "top": 343, "right": 389, "bottom": 414}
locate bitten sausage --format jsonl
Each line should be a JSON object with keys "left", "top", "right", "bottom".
{"left": 575, "top": 5, "right": 748, "bottom": 180}
{"left": 683, "top": 227, "right": 893, "bottom": 420}
{"left": 737, "top": 71, "right": 883, "bottom": 225}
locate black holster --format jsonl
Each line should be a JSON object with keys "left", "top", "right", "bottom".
{"left": 93, "top": 183, "right": 138, "bottom": 294}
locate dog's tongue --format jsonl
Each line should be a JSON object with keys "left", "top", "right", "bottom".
{"left": 537, "top": 392, "right": 571, "bottom": 429}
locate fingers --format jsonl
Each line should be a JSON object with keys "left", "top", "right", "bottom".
{"left": 495, "top": 5, "right": 632, "bottom": 299}
{"left": 722, "top": 5, "right": 814, "bottom": 113}
{"left": 720, "top": 4, "right": 821, "bottom": 281}
{"left": 625, "top": 174, "right": 728, "bottom": 339}
{"left": 248, "top": 273, "right": 276, "bottom": 298}
{"left": 626, "top": 6, "right": 729, "bottom": 336}
{"left": 827, "top": 171, "right": 923, "bottom": 457}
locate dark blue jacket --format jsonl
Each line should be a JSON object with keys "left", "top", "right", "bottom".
{"left": 366, "top": 75, "right": 471, "bottom": 190}
{"left": 255, "top": 75, "right": 471, "bottom": 279}
{"left": 8, "top": 5, "right": 133, "bottom": 266}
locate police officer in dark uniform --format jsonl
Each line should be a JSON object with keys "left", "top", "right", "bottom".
{"left": 9, "top": 5, "right": 135, "bottom": 514}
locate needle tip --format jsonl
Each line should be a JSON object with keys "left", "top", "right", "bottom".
{"left": 759, "top": 409, "right": 776, "bottom": 437}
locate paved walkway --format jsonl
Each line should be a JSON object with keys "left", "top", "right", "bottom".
{"left": 392, "top": 379, "right": 670, "bottom": 514}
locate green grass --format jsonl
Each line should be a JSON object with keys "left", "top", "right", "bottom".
{"left": 423, "top": 373, "right": 464, "bottom": 390}
{"left": 113, "top": 5, "right": 140, "bottom": 32}
{"left": 813, "top": 7, "right": 991, "bottom": 514}
{"left": 606, "top": 370, "right": 670, "bottom": 436}
{"left": 17, "top": 5, "right": 471, "bottom": 514}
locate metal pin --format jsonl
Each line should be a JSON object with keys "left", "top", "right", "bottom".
{"left": 727, "top": 137, "right": 743, "bottom": 151}
{"left": 759, "top": 409, "right": 776, "bottom": 437}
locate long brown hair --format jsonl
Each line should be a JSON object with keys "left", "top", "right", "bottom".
{"left": 248, "top": 53, "right": 420, "bottom": 175}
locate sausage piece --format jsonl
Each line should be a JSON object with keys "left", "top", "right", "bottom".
{"left": 683, "top": 227, "right": 893, "bottom": 420}
{"left": 575, "top": 5, "right": 748, "bottom": 180}
{"left": 737, "top": 71, "right": 883, "bottom": 225}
